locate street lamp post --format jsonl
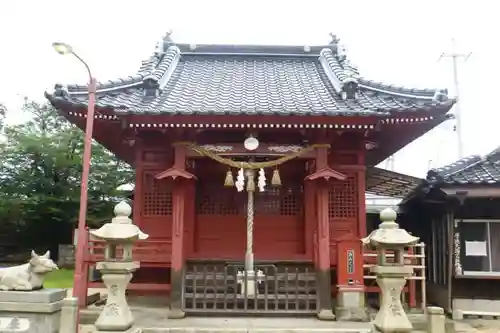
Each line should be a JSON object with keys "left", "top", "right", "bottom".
{"left": 52, "top": 42, "right": 97, "bottom": 308}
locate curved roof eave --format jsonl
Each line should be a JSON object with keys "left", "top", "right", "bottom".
{"left": 46, "top": 37, "right": 455, "bottom": 117}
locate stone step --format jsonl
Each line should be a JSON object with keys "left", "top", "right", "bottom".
{"left": 138, "top": 317, "right": 372, "bottom": 333}
{"left": 142, "top": 329, "right": 371, "bottom": 333}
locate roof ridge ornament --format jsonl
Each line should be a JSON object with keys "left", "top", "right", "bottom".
{"left": 432, "top": 89, "right": 449, "bottom": 103}
{"left": 164, "top": 30, "right": 174, "bottom": 43}
{"left": 319, "top": 47, "right": 359, "bottom": 100}
{"left": 163, "top": 30, "right": 175, "bottom": 49}
{"left": 328, "top": 33, "right": 340, "bottom": 45}
{"left": 337, "top": 43, "right": 348, "bottom": 62}
{"left": 154, "top": 30, "right": 176, "bottom": 57}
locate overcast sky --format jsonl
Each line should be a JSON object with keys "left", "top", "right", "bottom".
{"left": 0, "top": 0, "right": 497, "bottom": 178}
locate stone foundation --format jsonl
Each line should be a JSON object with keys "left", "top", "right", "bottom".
{"left": 452, "top": 298, "right": 500, "bottom": 319}
{"left": 335, "top": 285, "right": 369, "bottom": 322}
{"left": 0, "top": 288, "right": 66, "bottom": 333}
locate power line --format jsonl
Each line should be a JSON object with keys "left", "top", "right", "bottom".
{"left": 438, "top": 38, "right": 471, "bottom": 159}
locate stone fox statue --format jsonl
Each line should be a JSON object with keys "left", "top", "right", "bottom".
{"left": 0, "top": 250, "right": 58, "bottom": 291}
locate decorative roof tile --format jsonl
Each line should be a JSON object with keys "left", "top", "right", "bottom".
{"left": 46, "top": 35, "right": 454, "bottom": 117}
{"left": 427, "top": 148, "right": 500, "bottom": 185}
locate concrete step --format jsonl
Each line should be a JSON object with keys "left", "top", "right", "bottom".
{"left": 81, "top": 316, "right": 372, "bottom": 333}
{"left": 139, "top": 318, "right": 372, "bottom": 333}
{"left": 140, "top": 327, "right": 370, "bottom": 332}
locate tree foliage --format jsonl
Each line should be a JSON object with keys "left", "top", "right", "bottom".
{"left": 0, "top": 99, "right": 134, "bottom": 255}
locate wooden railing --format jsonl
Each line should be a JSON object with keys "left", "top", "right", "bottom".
{"left": 326, "top": 241, "right": 426, "bottom": 311}
{"left": 82, "top": 229, "right": 173, "bottom": 295}
{"left": 363, "top": 243, "right": 426, "bottom": 311}
{"left": 85, "top": 238, "right": 172, "bottom": 265}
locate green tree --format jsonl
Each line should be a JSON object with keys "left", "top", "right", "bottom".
{"left": 0, "top": 103, "right": 5, "bottom": 131}
{"left": 0, "top": 99, "right": 133, "bottom": 256}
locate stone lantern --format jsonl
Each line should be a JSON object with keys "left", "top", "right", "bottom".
{"left": 90, "top": 201, "right": 148, "bottom": 332}
{"left": 361, "top": 208, "right": 418, "bottom": 333}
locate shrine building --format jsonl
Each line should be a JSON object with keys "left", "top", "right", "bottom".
{"left": 46, "top": 33, "right": 454, "bottom": 318}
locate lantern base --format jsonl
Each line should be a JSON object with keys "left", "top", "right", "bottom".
{"left": 95, "top": 261, "right": 139, "bottom": 332}
{"left": 317, "top": 309, "right": 336, "bottom": 321}
{"left": 372, "top": 266, "right": 413, "bottom": 333}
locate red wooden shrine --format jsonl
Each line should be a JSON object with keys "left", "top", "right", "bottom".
{"left": 46, "top": 33, "right": 454, "bottom": 315}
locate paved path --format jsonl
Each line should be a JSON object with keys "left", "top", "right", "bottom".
{"left": 82, "top": 316, "right": 373, "bottom": 333}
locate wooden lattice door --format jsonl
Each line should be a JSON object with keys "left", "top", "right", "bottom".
{"left": 328, "top": 173, "right": 359, "bottom": 240}
{"left": 192, "top": 160, "right": 305, "bottom": 260}
{"left": 253, "top": 172, "right": 305, "bottom": 257}
{"left": 140, "top": 171, "right": 173, "bottom": 238}
{"left": 194, "top": 160, "right": 245, "bottom": 257}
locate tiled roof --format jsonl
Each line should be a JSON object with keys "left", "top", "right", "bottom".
{"left": 426, "top": 148, "right": 500, "bottom": 185}
{"left": 366, "top": 167, "right": 423, "bottom": 198}
{"left": 46, "top": 36, "right": 454, "bottom": 116}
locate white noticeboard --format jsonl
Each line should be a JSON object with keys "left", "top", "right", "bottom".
{"left": 465, "top": 241, "right": 488, "bottom": 257}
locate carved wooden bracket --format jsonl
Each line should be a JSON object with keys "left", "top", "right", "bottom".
{"left": 155, "top": 167, "right": 197, "bottom": 180}
{"left": 304, "top": 167, "right": 346, "bottom": 181}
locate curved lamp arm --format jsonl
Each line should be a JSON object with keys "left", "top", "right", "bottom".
{"left": 52, "top": 42, "right": 94, "bottom": 85}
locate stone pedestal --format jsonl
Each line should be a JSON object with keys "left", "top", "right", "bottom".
{"left": 335, "top": 285, "right": 369, "bottom": 321}
{"left": 361, "top": 208, "right": 419, "bottom": 333}
{"left": 371, "top": 266, "right": 413, "bottom": 333}
{"left": 94, "top": 261, "right": 139, "bottom": 332}
{"left": 60, "top": 297, "right": 78, "bottom": 333}
{"left": 427, "top": 306, "right": 446, "bottom": 333}
{"left": 90, "top": 201, "right": 147, "bottom": 332}
{"left": 0, "top": 288, "right": 66, "bottom": 333}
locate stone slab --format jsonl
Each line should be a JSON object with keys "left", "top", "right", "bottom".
{"left": 140, "top": 317, "right": 372, "bottom": 333}
{"left": 0, "top": 289, "right": 66, "bottom": 304}
{"left": 143, "top": 329, "right": 372, "bottom": 333}
{"left": 0, "top": 301, "right": 62, "bottom": 313}
{"left": 80, "top": 325, "right": 141, "bottom": 333}
{"left": 0, "top": 312, "right": 60, "bottom": 333}
{"left": 0, "top": 317, "right": 30, "bottom": 332}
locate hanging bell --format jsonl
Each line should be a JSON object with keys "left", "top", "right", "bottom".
{"left": 271, "top": 168, "right": 282, "bottom": 186}
{"left": 224, "top": 169, "right": 234, "bottom": 187}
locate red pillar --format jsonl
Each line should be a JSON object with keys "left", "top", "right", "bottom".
{"left": 313, "top": 147, "right": 335, "bottom": 320}
{"left": 133, "top": 141, "right": 144, "bottom": 228}
{"left": 168, "top": 145, "right": 188, "bottom": 319}
{"left": 183, "top": 182, "right": 196, "bottom": 257}
{"left": 356, "top": 148, "right": 367, "bottom": 238}
{"left": 304, "top": 181, "right": 316, "bottom": 259}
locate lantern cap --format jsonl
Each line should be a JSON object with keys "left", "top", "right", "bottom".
{"left": 361, "top": 208, "right": 419, "bottom": 248}
{"left": 90, "top": 201, "right": 148, "bottom": 241}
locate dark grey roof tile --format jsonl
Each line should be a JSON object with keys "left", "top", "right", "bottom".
{"left": 427, "top": 149, "right": 500, "bottom": 185}
{"left": 46, "top": 38, "right": 454, "bottom": 117}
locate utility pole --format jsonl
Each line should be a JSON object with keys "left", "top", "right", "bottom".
{"left": 385, "top": 155, "right": 395, "bottom": 171}
{"left": 438, "top": 38, "right": 471, "bottom": 159}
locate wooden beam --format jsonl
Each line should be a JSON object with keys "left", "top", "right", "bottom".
{"left": 183, "top": 143, "right": 317, "bottom": 158}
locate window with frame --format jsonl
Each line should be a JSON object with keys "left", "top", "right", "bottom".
{"left": 458, "top": 219, "right": 500, "bottom": 276}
